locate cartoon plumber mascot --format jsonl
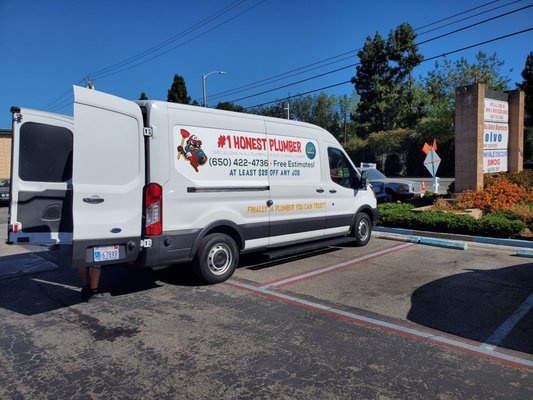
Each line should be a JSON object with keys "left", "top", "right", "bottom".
{"left": 177, "top": 132, "right": 208, "bottom": 172}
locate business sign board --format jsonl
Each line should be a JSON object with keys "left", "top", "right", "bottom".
{"left": 483, "top": 99, "right": 509, "bottom": 173}
{"left": 483, "top": 150, "right": 508, "bottom": 174}
{"left": 484, "top": 98, "right": 509, "bottom": 123}
{"left": 483, "top": 122, "right": 509, "bottom": 150}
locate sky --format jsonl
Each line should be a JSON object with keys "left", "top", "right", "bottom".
{"left": 0, "top": 0, "right": 531, "bottom": 128}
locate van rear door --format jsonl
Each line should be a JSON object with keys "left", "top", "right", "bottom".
{"left": 72, "top": 87, "right": 145, "bottom": 268}
{"left": 8, "top": 109, "right": 74, "bottom": 245}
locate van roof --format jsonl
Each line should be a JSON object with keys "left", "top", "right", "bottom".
{"left": 135, "top": 100, "right": 328, "bottom": 133}
{"left": 14, "top": 108, "right": 73, "bottom": 124}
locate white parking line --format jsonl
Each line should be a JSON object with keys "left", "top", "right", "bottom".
{"left": 481, "top": 293, "right": 533, "bottom": 351}
{"left": 226, "top": 280, "right": 533, "bottom": 369}
{"left": 260, "top": 242, "right": 415, "bottom": 288}
{"left": 31, "top": 278, "right": 80, "bottom": 291}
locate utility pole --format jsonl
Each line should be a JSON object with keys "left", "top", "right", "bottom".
{"left": 343, "top": 112, "right": 347, "bottom": 145}
{"left": 283, "top": 93, "right": 290, "bottom": 119}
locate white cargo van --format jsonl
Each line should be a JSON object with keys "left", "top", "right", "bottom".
{"left": 7, "top": 87, "right": 378, "bottom": 283}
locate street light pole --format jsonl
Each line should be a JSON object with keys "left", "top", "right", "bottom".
{"left": 202, "top": 70, "right": 226, "bottom": 107}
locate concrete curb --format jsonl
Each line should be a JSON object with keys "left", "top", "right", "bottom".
{"left": 516, "top": 249, "right": 533, "bottom": 258}
{"left": 408, "top": 236, "right": 468, "bottom": 250}
{"left": 374, "top": 226, "right": 533, "bottom": 249}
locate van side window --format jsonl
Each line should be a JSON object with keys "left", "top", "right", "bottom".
{"left": 328, "top": 147, "right": 359, "bottom": 189}
{"left": 19, "top": 122, "right": 73, "bottom": 182}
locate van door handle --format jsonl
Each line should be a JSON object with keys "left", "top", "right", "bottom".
{"left": 316, "top": 188, "right": 325, "bottom": 193}
{"left": 83, "top": 196, "right": 104, "bottom": 204}
{"left": 329, "top": 189, "right": 337, "bottom": 194}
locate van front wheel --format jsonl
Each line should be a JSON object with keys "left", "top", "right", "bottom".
{"left": 353, "top": 213, "right": 371, "bottom": 247}
{"left": 194, "top": 233, "right": 239, "bottom": 284}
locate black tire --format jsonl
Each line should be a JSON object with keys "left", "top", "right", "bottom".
{"left": 194, "top": 233, "right": 239, "bottom": 284}
{"left": 353, "top": 213, "right": 372, "bottom": 247}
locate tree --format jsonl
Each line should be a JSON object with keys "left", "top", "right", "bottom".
{"left": 139, "top": 92, "right": 148, "bottom": 100}
{"left": 352, "top": 23, "right": 423, "bottom": 137}
{"left": 216, "top": 102, "right": 245, "bottom": 112}
{"left": 250, "top": 101, "right": 285, "bottom": 119}
{"left": 424, "top": 51, "right": 511, "bottom": 107}
{"left": 405, "top": 51, "right": 512, "bottom": 176}
{"left": 517, "top": 51, "right": 533, "bottom": 160}
{"left": 338, "top": 93, "right": 359, "bottom": 144}
{"left": 517, "top": 51, "right": 533, "bottom": 121}
{"left": 167, "top": 74, "right": 191, "bottom": 104}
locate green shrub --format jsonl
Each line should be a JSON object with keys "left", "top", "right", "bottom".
{"left": 377, "top": 204, "right": 526, "bottom": 238}
{"left": 475, "top": 214, "right": 527, "bottom": 238}
{"left": 408, "top": 193, "right": 438, "bottom": 208}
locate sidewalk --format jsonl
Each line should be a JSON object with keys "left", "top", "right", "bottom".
{"left": 374, "top": 226, "right": 533, "bottom": 250}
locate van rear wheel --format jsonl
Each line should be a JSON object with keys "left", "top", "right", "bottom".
{"left": 353, "top": 213, "right": 371, "bottom": 247}
{"left": 194, "top": 233, "right": 239, "bottom": 284}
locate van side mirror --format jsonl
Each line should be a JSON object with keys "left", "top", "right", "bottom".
{"left": 360, "top": 170, "right": 368, "bottom": 189}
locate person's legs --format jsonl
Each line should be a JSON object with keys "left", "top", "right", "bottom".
{"left": 79, "top": 266, "right": 103, "bottom": 301}
{"left": 88, "top": 267, "right": 101, "bottom": 290}
{"left": 79, "top": 267, "right": 91, "bottom": 301}
{"left": 78, "top": 267, "right": 89, "bottom": 287}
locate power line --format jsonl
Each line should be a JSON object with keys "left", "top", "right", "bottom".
{"left": 223, "top": 4, "right": 532, "bottom": 105}
{"left": 414, "top": 0, "right": 502, "bottom": 30}
{"left": 42, "top": 0, "right": 528, "bottom": 112}
{"left": 226, "top": 62, "right": 358, "bottom": 104}
{"left": 416, "top": 3, "right": 532, "bottom": 45}
{"left": 416, "top": 0, "right": 526, "bottom": 36}
{"left": 206, "top": 53, "right": 356, "bottom": 102}
{"left": 94, "top": 0, "right": 266, "bottom": 81}
{"left": 89, "top": 0, "right": 248, "bottom": 79}
{"left": 244, "top": 81, "right": 352, "bottom": 109}
{"left": 41, "top": 0, "right": 260, "bottom": 110}
{"left": 42, "top": 77, "right": 86, "bottom": 110}
{"left": 422, "top": 27, "right": 533, "bottom": 61}
{"left": 242, "top": 27, "right": 533, "bottom": 110}
{"left": 204, "top": 0, "right": 520, "bottom": 103}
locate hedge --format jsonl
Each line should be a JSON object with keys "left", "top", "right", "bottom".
{"left": 378, "top": 203, "right": 526, "bottom": 238}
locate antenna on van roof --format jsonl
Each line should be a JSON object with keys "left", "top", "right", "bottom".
{"left": 85, "top": 79, "right": 96, "bottom": 90}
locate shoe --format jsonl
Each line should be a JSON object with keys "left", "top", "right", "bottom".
{"left": 80, "top": 286, "right": 91, "bottom": 302}
{"left": 87, "top": 289, "right": 109, "bottom": 303}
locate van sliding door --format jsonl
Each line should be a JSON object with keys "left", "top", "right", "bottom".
{"left": 265, "top": 121, "right": 326, "bottom": 245}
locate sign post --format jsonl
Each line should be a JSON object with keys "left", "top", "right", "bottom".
{"left": 422, "top": 140, "right": 441, "bottom": 194}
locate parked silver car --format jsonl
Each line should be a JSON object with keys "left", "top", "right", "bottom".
{"left": 362, "top": 168, "right": 423, "bottom": 202}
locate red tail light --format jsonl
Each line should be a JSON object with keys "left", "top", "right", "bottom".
{"left": 144, "top": 183, "right": 162, "bottom": 236}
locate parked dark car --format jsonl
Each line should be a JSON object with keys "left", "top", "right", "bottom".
{"left": 0, "top": 179, "right": 10, "bottom": 204}
{"left": 361, "top": 168, "right": 423, "bottom": 202}
{"left": 524, "top": 161, "right": 533, "bottom": 170}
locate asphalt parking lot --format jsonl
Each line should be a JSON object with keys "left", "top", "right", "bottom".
{"left": 0, "top": 206, "right": 532, "bottom": 399}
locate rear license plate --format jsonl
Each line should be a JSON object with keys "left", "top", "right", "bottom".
{"left": 94, "top": 245, "right": 120, "bottom": 262}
